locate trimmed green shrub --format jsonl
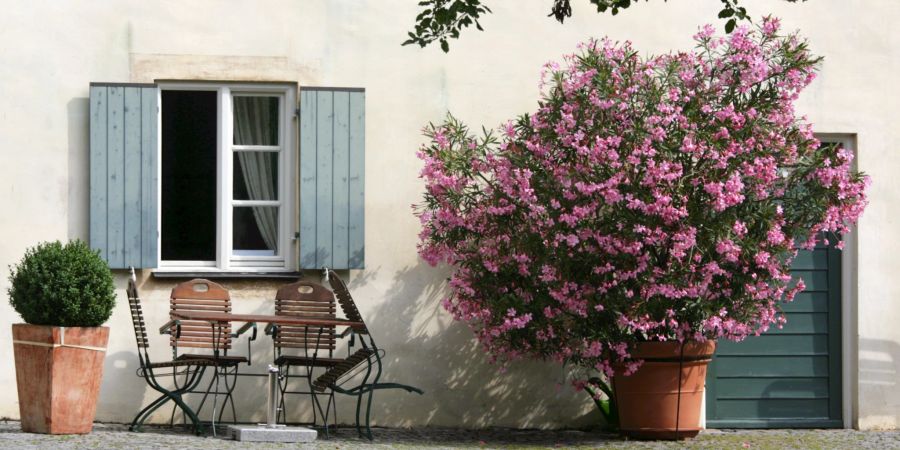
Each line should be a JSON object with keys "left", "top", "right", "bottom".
{"left": 8, "top": 240, "right": 115, "bottom": 327}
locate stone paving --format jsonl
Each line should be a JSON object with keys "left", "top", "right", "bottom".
{"left": 0, "top": 422, "right": 899, "bottom": 449}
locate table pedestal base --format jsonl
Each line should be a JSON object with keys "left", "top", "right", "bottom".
{"left": 229, "top": 425, "right": 317, "bottom": 442}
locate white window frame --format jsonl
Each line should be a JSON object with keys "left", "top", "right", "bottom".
{"left": 155, "top": 82, "right": 296, "bottom": 273}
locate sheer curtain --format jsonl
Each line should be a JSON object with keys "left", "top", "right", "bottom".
{"left": 233, "top": 97, "right": 278, "bottom": 252}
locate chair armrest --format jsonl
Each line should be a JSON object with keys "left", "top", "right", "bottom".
{"left": 159, "top": 320, "right": 181, "bottom": 339}
{"left": 338, "top": 326, "right": 357, "bottom": 348}
{"left": 232, "top": 322, "right": 257, "bottom": 341}
{"left": 339, "top": 327, "right": 355, "bottom": 338}
{"left": 264, "top": 323, "right": 279, "bottom": 336}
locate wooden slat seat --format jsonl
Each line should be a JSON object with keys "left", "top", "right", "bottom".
{"left": 274, "top": 355, "right": 343, "bottom": 368}
{"left": 177, "top": 354, "right": 248, "bottom": 365}
{"left": 147, "top": 358, "right": 217, "bottom": 369}
{"left": 312, "top": 348, "right": 376, "bottom": 392}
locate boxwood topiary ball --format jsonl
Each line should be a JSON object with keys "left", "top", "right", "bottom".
{"left": 7, "top": 240, "right": 115, "bottom": 327}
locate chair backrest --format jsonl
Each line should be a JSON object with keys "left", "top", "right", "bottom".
{"left": 169, "top": 279, "right": 233, "bottom": 351}
{"left": 326, "top": 269, "right": 369, "bottom": 335}
{"left": 274, "top": 281, "right": 337, "bottom": 355}
{"left": 127, "top": 275, "right": 149, "bottom": 350}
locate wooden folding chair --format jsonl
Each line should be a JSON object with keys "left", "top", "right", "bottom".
{"left": 127, "top": 269, "right": 212, "bottom": 435}
{"left": 312, "top": 269, "right": 424, "bottom": 440}
{"left": 167, "top": 279, "right": 256, "bottom": 430}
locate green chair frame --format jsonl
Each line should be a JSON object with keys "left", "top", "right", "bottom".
{"left": 312, "top": 269, "right": 424, "bottom": 440}
{"left": 127, "top": 269, "right": 212, "bottom": 435}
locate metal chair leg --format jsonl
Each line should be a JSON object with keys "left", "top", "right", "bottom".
{"left": 363, "top": 389, "right": 375, "bottom": 440}
{"left": 354, "top": 392, "right": 364, "bottom": 438}
{"left": 308, "top": 377, "right": 330, "bottom": 438}
{"left": 278, "top": 365, "right": 291, "bottom": 424}
{"left": 194, "top": 370, "right": 217, "bottom": 420}
{"left": 217, "top": 365, "right": 239, "bottom": 424}
{"left": 130, "top": 393, "right": 169, "bottom": 432}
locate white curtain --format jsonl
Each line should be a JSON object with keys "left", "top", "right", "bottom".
{"left": 233, "top": 97, "right": 278, "bottom": 252}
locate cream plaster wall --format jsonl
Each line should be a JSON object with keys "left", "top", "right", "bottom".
{"left": 0, "top": 0, "right": 897, "bottom": 429}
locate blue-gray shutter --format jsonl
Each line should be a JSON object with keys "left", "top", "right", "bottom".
{"left": 89, "top": 83, "right": 159, "bottom": 269}
{"left": 299, "top": 87, "right": 365, "bottom": 270}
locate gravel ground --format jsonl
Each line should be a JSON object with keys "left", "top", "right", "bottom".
{"left": 0, "top": 422, "right": 898, "bottom": 449}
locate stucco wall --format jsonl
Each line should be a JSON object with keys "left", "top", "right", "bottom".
{"left": 0, "top": 0, "right": 897, "bottom": 429}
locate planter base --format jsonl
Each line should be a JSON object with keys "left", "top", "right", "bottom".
{"left": 613, "top": 341, "right": 716, "bottom": 441}
{"left": 12, "top": 324, "right": 109, "bottom": 434}
{"left": 621, "top": 427, "right": 701, "bottom": 440}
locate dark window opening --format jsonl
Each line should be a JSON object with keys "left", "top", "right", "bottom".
{"left": 161, "top": 90, "right": 217, "bottom": 261}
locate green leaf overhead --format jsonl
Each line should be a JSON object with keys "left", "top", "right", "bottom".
{"left": 405, "top": 0, "right": 806, "bottom": 52}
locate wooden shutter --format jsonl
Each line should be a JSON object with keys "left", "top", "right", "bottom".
{"left": 299, "top": 87, "right": 365, "bottom": 270}
{"left": 705, "top": 241, "right": 843, "bottom": 428}
{"left": 89, "top": 83, "right": 159, "bottom": 269}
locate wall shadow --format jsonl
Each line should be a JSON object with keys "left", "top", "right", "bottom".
{"left": 67, "top": 97, "right": 89, "bottom": 240}
{"left": 858, "top": 337, "right": 900, "bottom": 423}
{"left": 106, "top": 265, "right": 599, "bottom": 428}
{"left": 341, "top": 263, "right": 600, "bottom": 429}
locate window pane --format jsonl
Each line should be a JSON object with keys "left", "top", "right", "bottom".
{"left": 233, "top": 96, "right": 279, "bottom": 146}
{"left": 161, "top": 90, "right": 217, "bottom": 261}
{"left": 233, "top": 152, "right": 278, "bottom": 200}
{"left": 233, "top": 206, "right": 278, "bottom": 255}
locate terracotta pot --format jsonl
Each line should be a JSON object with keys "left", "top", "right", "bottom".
{"left": 12, "top": 324, "right": 109, "bottom": 434}
{"left": 612, "top": 340, "right": 716, "bottom": 440}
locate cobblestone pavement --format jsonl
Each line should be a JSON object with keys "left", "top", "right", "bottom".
{"left": 0, "top": 422, "right": 899, "bottom": 449}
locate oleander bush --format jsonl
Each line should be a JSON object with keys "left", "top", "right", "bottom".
{"left": 8, "top": 240, "right": 115, "bottom": 327}
{"left": 414, "top": 18, "right": 868, "bottom": 380}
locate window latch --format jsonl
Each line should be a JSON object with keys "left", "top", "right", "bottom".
{"left": 292, "top": 232, "right": 299, "bottom": 241}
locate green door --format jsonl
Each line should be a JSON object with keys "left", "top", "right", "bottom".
{"left": 705, "top": 242, "right": 843, "bottom": 428}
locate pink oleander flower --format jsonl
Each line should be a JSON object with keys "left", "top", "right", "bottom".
{"left": 413, "top": 19, "right": 869, "bottom": 384}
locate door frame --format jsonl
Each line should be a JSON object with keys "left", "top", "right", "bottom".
{"left": 701, "top": 134, "right": 857, "bottom": 429}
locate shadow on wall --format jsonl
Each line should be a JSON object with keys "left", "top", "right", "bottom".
{"left": 67, "top": 97, "right": 90, "bottom": 241}
{"left": 96, "top": 262, "right": 600, "bottom": 428}
{"left": 352, "top": 263, "right": 600, "bottom": 429}
{"left": 858, "top": 337, "right": 900, "bottom": 423}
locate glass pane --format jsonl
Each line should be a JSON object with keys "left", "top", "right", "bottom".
{"left": 161, "top": 90, "right": 217, "bottom": 261}
{"left": 233, "top": 206, "right": 278, "bottom": 255}
{"left": 233, "top": 152, "right": 278, "bottom": 200}
{"left": 233, "top": 96, "right": 279, "bottom": 146}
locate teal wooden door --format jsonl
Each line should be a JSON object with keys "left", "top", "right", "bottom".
{"left": 706, "top": 243, "right": 842, "bottom": 428}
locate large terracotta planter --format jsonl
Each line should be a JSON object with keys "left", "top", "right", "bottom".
{"left": 612, "top": 340, "right": 716, "bottom": 440}
{"left": 12, "top": 324, "right": 109, "bottom": 434}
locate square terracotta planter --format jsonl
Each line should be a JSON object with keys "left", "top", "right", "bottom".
{"left": 12, "top": 324, "right": 109, "bottom": 434}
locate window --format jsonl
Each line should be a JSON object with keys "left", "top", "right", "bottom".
{"left": 158, "top": 83, "right": 296, "bottom": 272}
{"left": 88, "top": 82, "right": 364, "bottom": 272}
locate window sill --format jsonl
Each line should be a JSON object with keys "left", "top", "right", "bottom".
{"left": 151, "top": 270, "right": 302, "bottom": 280}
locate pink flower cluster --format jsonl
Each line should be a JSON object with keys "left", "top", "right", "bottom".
{"left": 414, "top": 17, "right": 869, "bottom": 377}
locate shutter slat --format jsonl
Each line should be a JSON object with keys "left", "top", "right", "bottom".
{"left": 299, "top": 91, "right": 318, "bottom": 269}
{"left": 315, "top": 90, "right": 334, "bottom": 268}
{"left": 107, "top": 87, "right": 126, "bottom": 268}
{"left": 124, "top": 87, "right": 143, "bottom": 265}
{"left": 332, "top": 91, "right": 350, "bottom": 269}
{"left": 89, "top": 83, "right": 159, "bottom": 269}
{"left": 89, "top": 86, "right": 108, "bottom": 261}
{"left": 140, "top": 88, "right": 159, "bottom": 268}
{"left": 348, "top": 91, "right": 365, "bottom": 269}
